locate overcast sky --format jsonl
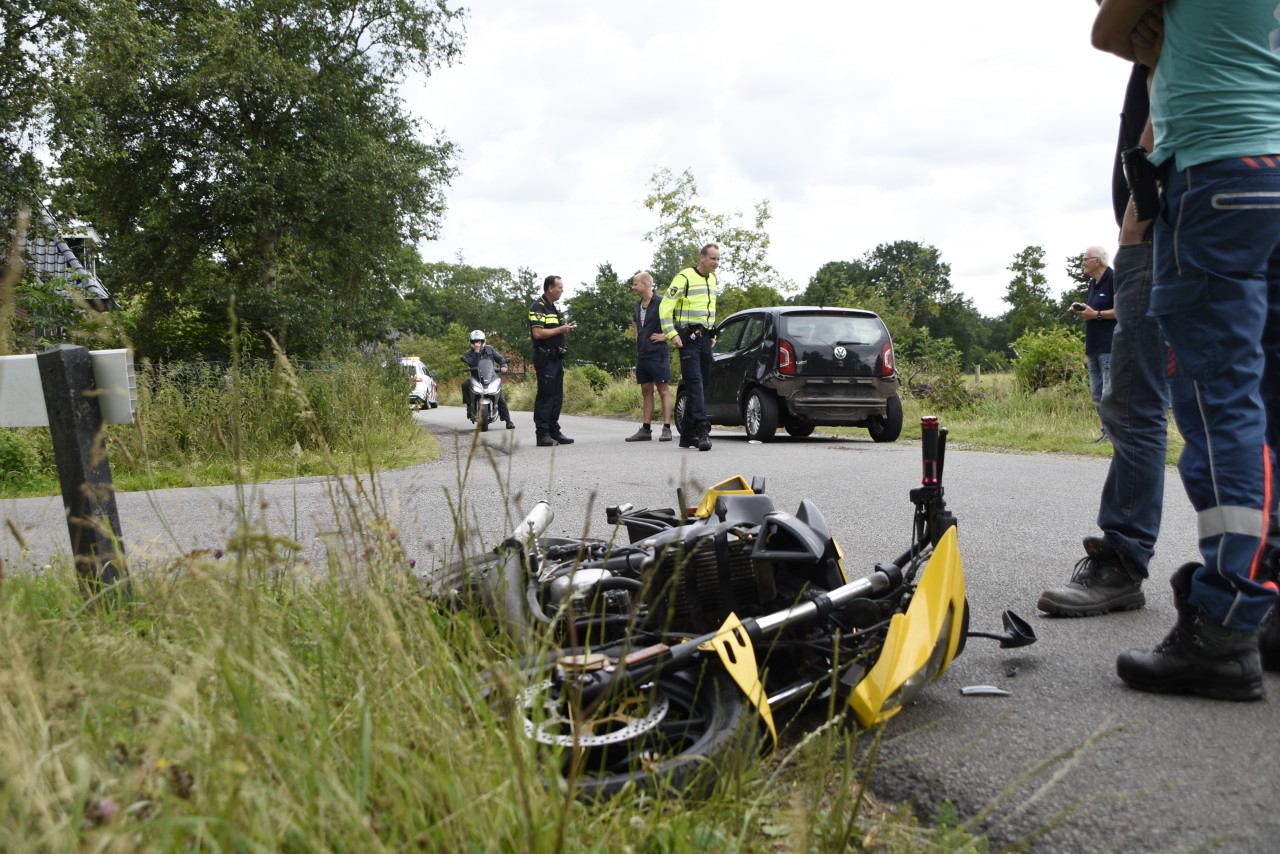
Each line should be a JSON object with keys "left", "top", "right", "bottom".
{"left": 405, "top": 1, "right": 1133, "bottom": 318}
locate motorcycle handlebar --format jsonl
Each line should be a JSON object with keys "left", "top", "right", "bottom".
{"left": 506, "top": 501, "right": 553, "bottom": 546}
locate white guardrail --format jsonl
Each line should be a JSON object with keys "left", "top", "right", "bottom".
{"left": 0, "top": 348, "right": 137, "bottom": 428}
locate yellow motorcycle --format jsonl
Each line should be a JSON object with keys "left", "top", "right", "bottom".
{"left": 441, "top": 418, "right": 1036, "bottom": 798}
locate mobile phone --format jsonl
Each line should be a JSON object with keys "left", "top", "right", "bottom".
{"left": 1070, "top": 302, "right": 1087, "bottom": 313}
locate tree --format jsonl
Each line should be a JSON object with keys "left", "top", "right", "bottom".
{"left": 397, "top": 261, "right": 516, "bottom": 340}
{"left": 793, "top": 241, "right": 991, "bottom": 364}
{"left": 1057, "top": 251, "right": 1093, "bottom": 314}
{"left": 52, "top": 0, "right": 465, "bottom": 359}
{"left": 565, "top": 263, "right": 635, "bottom": 373}
{"left": 1, "top": 0, "right": 84, "bottom": 198}
{"left": 1003, "top": 245, "right": 1061, "bottom": 342}
{"left": 643, "top": 168, "right": 791, "bottom": 298}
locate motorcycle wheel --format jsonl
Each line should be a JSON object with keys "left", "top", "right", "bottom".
{"left": 504, "top": 653, "right": 760, "bottom": 800}
{"left": 479, "top": 401, "right": 491, "bottom": 432}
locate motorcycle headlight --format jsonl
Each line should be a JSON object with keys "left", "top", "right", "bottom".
{"left": 483, "top": 378, "right": 502, "bottom": 393}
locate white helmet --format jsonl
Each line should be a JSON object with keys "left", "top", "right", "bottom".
{"left": 469, "top": 329, "right": 485, "bottom": 342}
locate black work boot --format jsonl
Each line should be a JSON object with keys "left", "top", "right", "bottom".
{"left": 1116, "top": 563, "right": 1264, "bottom": 701}
{"left": 1037, "top": 536, "right": 1145, "bottom": 617}
{"left": 1261, "top": 603, "right": 1279, "bottom": 673}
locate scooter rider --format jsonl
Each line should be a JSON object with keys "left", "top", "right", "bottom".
{"left": 460, "top": 330, "right": 515, "bottom": 429}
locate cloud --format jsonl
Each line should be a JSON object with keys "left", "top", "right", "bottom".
{"left": 407, "top": 0, "right": 1135, "bottom": 317}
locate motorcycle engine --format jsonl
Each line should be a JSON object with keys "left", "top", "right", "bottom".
{"left": 546, "top": 568, "right": 632, "bottom": 617}
{"left": 645, "top": 530, "right": 775, "bottom": 632}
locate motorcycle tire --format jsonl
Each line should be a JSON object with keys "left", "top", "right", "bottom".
{"left": 479, "top": 402, "right": 491, "bottom": 433}
{"left": 497, "top": 652, "right": 761, "bottom": 800}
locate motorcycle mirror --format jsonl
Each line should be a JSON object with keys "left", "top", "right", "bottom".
{"left": 967, "top": 609, "right": 1038, "bottom": 649}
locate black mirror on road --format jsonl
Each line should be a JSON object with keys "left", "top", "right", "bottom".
{"left": 968, "top": 610, "right": 1037, "bottom": 649}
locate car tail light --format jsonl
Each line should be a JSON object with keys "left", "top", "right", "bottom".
{"left": 880, "top": 341, "right": 895, "bottom": 377}
{"left": 779, "top": 339, "right": 796, "bottom": 375}
{"left": 415, "top": 376, "right": 424, "bottom": 384}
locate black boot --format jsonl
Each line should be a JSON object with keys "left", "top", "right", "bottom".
{"left": 1116, "top": 564, "right": 1264, "bottom": 701}
{"left": 1261, "top": 603, "right": 1279, "bottom": 673}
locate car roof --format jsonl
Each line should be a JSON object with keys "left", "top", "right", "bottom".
{"left": 721, "top": 305, "right": 883, "bottom": 321}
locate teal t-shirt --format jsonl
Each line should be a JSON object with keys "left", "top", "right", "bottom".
{"left": 1150, "top": 0, "right": 1280, "bottom": 170}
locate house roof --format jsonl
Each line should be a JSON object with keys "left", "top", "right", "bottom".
{"left": 24, "top": 201, "right": 116, "bottom": 310}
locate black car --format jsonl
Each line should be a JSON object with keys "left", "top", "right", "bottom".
{"left": 674, "top": 306, "right": 903, "bottom": 443}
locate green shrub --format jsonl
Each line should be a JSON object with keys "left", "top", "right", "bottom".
{"left": 0, "top": 429, "right": 42, "bottom": 486}
{"left": 1011, "top": 327, "right": 1087, "bottom": 392}
{"left": 572, "top": 363, "right": 611, "bottom": 393}
{"left": 901, "top": 329, "right": 979, "bottom": 411}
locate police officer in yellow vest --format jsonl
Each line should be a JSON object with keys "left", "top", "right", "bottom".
{"left": 658, "top": 243, "right": 720, "bottom": 451}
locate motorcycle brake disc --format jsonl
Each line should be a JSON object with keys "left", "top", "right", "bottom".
{"left": 519, "top": 681, "right": 671, "bottom": 748}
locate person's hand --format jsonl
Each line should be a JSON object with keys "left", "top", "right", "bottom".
{"left": 672, "top": 334, "right": 683, "bottom": 349}
{"left": 1130, "top": 6, "right": 1163, "bottom": 68}
{"left": 648, "top": 332, "right": 666, "bottom": 343}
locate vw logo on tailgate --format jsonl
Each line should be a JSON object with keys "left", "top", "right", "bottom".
{"left": 833, "top": 346, "right": 847, "bottom": 360}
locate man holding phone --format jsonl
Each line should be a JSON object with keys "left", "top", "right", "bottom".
{"left": 1070, "top": 248, "right": 1118, "bottom": 442}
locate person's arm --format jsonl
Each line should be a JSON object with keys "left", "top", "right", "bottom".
{"left": 1093, "top": 0, "right": 1154, "bottom": 61}
{"left": 532, "top": 323, "right": 574, "bottom": 340}
{"left": 658, "top": 279, "right": 682, "bottom": 347}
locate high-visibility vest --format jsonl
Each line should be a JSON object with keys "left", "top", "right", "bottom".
{"left": 658, "top": 267, "right": 718, "bottom": 339}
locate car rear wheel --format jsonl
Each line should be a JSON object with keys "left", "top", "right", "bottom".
{"left": 868, "top": 394, "right": 903, "bottom": 443}
{"left": 744, "top": 389, "right": 778, "bottom": 442}
{"left": 784, "top": 422, "right": 815, "bottom": 438}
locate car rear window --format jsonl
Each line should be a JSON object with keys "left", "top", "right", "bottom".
{"left": 781, "top": 314, "right": 885, "bottom": 346}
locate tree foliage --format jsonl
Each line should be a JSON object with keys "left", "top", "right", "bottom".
{"left": 51, "top": 0, "right": 466, "bottom": 359}
{"left": 1, "top": 0, "right": 84, "bottom": 194}
{"left": 1002, "top": 245, "right": 1060, "bottom": 343}
{"left": 1057, "top": 251, "right": 1094, "bottom": 315}
{"left": 643, "top": 167, "right": 790, "bottom": 298}
{"left": 794, "top": 241, "right": 990, "bottom": 367}
{"left": 565, "top": 263, "right": 635, "bottom": 374}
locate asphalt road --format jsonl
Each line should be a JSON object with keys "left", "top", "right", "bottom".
{"left": 3, "top": 405, "right": 1277, "bottom": 852}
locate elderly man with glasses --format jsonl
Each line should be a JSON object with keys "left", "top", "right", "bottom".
{"left": 1071, "top": 247, "right": 1119, "bottom": 442}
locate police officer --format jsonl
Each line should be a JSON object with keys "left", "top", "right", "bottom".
{"left": 529, "top": 275, "right": 576, "bottom": 446}
{"left": 658, "top": 243, "right": 720, "bottom": 451}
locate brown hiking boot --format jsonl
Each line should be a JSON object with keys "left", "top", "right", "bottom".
{"left": 1037, "top": 536, "right": 1145, "bottom": 617}
{"left": 625, "top": 426, "right": 652, "bottom": 442}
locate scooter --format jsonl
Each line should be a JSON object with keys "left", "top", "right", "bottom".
{"left": 465, "top": 357, "right": 503, "bottom": 433}
{"left": 438, "top": 417, "right": 1036, "bottom": 798}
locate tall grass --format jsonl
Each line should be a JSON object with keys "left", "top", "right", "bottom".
{"left": 0, "top": 347, "right": 1005, "bottom": 850}
{"left": 0, "top": 551, "right": 987, "bottom": 851}
{"left": 896, "top": 378, "right": 1183, "bottom": 463}
{"left": 0, "top": 355, "right": 438, "bottom": 497}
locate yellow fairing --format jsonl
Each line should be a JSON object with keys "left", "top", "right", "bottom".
{"left": 849, "top": 526, "right": 966, "bottom": 727}
{"left": 700, "top": 613, "right": 778, "bottom": 747}
{"left": 692, "top": 476, "right": 756, "bottom": 519}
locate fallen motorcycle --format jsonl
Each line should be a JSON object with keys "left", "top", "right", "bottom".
{"left": 438, "top": 417, "right": 1036, "bottom": 798}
